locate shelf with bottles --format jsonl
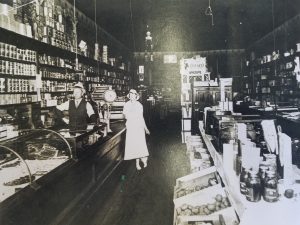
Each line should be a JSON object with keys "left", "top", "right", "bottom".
{"left": 41, "top": 91, "right": 73, "bottom": 94}
{"left": 39, "top": 64, "right": 76, "bottom": 73}
{"left": 41, "top": 80, "right": 74, "bottom": 93}
{"left": 38, "top": 53, "right": 76, "bottom": 71}
{"left": 40, "top": 69, "right": 76, "bottom": 82}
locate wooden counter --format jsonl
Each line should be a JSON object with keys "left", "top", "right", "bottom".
{"left": 0, "top": 121, "right": 126, "bottom": 225}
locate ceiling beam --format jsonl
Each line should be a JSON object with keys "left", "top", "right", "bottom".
{"left": 134, "top": 49, "right": 245, "bottom": 58}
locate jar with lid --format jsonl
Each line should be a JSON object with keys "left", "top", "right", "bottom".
{"left": 263, "top": 170, "right": 279, "bottom": 202}
{"left": 240, "top": 167, "right": 249, "bottom": 195}
{"left": 246, "top": 170, "right": 262, "bottom": 202}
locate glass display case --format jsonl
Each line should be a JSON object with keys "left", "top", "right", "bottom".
{"left": 0, "top": 129, "right": 72, "bottom": 203}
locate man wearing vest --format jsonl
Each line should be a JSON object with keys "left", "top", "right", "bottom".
{"left": 56, "top": 82, "right": 96, "bottom": 132}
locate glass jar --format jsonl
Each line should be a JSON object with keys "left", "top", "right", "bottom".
{"left": 259, "top": 162, "right": 269, "bottom": 190}
{"left": 240, "top": 167, "right": 249, "bottom": 195}
{"left": 246, "top": 170, "right": 262, "bottom": 202}
{"left": 260, "top": 141, "right": 269, "bottom": 157}
{"left": 264, "top": 154, "right": 277, "bottom": 172}
{"left": 263, "top": 170, "right": 279, "bottom": 202}
{"left": 292, "top": 138, "right": 300, "bottom": 168}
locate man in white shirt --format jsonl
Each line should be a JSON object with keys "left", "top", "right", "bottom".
{"left": 56, "top": 82, "right": 96, "bottom": 132}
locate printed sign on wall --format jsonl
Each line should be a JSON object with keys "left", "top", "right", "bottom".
{"left": 138, "top": 65, "right": 144, "bottom": 74}
{"left": 164, "top": 55, "right": 177, "bottom": 64}
{"left": 180, "top": 57, "right": 207, "bottom": 76}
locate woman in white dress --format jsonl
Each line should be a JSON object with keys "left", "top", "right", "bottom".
{"left": 123, "top": 89, "right": 150, "bottom": 170}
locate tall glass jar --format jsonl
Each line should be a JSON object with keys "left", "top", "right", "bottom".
{"left": 246, "top": 170, "right": 262, "bottom": 202}
{"left": 263, "top": 170, "right": 279, "bottom": 202}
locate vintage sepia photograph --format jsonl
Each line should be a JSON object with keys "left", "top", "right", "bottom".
{"left": 0, "top": 0, "right": 300, "bottom": 224}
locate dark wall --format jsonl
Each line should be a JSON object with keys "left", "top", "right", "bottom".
{"left": 134, "top": 51, "right": 245, "bottom": 106}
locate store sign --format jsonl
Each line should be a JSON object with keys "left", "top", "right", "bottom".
{"left": 138, "top": 65, "right": 144, "bottom": 74}
{"left": 164, "top": 55, "right": 177, "bottom": 64}
{"left": 181, "top": 57, "right": 207, "bottom": 76}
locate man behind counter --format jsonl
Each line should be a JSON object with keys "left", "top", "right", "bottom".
{"left": 56, "top": 82, "right": 96, "bottom": 132}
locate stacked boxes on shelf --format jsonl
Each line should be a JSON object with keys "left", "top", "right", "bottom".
{"left": 0, "top": 3, "right": 32, "bottom": 37}
{"left": 37, "top": 0, "right": 72, "bottom": 51}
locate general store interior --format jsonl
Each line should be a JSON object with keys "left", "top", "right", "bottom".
{"left": 1, "top": 0, "right": 300, "bottom": 225}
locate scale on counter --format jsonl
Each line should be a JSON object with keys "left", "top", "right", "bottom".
{"left": 92, "top": 85, "right": 117, "bottom": 133}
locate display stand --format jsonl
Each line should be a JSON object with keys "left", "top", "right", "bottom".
{"left": 199, "top": 121, "right": 300, "bottom": 225}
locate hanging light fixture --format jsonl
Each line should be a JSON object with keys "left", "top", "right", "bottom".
{"left": 94, "top": 0, "right": 99, "bottom": 61}
{"left": 205, "top": 0, "right": 214, "bottom": 26}
{"left": 145, "top": 25, "right": 153, "bottom": 62}
{"left": 73, "top": 0, "right": 78, "bottom": 70}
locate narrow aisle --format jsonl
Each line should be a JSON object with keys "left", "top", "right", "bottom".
{"left": 69, "top": 113, "right": 190, "bottom": 225}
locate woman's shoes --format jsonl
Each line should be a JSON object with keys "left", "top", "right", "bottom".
{"left": 136, "top": 159, "right": 148, "bottom": 170}
{"left": 136, "top": 162, "right": 142, "bottom": 170}
{"left": 143, "top": 161, "right": 147, "bottom": 168}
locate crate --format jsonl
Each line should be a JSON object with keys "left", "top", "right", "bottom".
{"left": 174, "top": 167, "right": 221, "bottom": 200}
{"left": 177, "top": 214, "right": 223, "bottom": 225}
{"left": 182, "top": 118, "right": 191, "bottom": 131}
{"left": 181, "top": 131, "right": 191, "bottom": 143}
{"left": 174, "top": 186, "right": 239, "bottom": 225}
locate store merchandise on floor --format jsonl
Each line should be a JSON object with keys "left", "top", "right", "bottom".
{"left": 60, "top": 113, "right": 190, "bottom": 225}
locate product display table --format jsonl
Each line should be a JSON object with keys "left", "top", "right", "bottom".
{"left": 199, "top": 121, "right": 300, "bottom": 225}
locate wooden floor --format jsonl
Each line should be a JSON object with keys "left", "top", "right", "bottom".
{"left": 65, "top": 113, "right": 190, "bottom": 225}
